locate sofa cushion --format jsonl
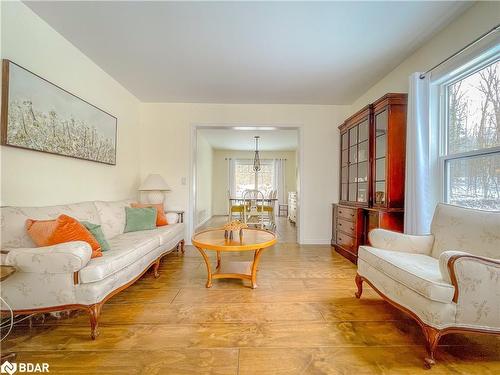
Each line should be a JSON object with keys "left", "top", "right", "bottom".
{"left": 430, "top": 203, "right": 500, "bottom": 259}
{"left": 153, "top": 223, "right": 184, "bottom": 246}
{"left": 131, "top": 203, "right": 168, "bottom": 226}
{"left": 26, "top": 215, "right": 102, "bottom": 258}
{"left": 358, "top": 246, "right": 455, "bottom": 303}
{"left": 1, "top": 202, "right": 100, "bottom": 249}
{"left": 81, "top": 221, "right": 111, "bottom": 252}
{"left": 78, "top": 230, "right": 160, "bottom": 283}
{"left": 124, "top": 207, "right": 157, "bottom": 233}
{"left": 77, "top": 224, "right": 184, "bottom": 284}
{"left": 94, "top": 200, "right": 133, "bottom": 239}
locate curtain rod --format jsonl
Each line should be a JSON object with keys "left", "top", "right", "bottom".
{"left": 419, "top": 23, "right": 499, "bottom": 79}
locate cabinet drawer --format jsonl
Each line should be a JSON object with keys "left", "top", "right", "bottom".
{"left": 337, "top": 207, "right": 356, "bottom": 222}
{"left": 337, "top": 231, "right": 355, "bottom": 251}
{"left": 337, "top": 218, "right": 355, "bottom": 236}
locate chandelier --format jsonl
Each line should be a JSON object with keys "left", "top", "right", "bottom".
{"left": 253, "top": 136, "right": 261, "bottom": 172}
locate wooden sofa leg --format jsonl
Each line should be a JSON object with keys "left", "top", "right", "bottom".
{"left": 87, "top": 303, "right": 102, "bottom": 340}
{"left": 422, "top": 325, "right": 441, "bottom": 368}
{"left": 153, "top": 259, "right": 161, "bottom": 278}
{"left": 355, "top": 274, "right": 363, "bottom": 298}
{"left": 180, "top": 240, "right": 185, "bottom": 254}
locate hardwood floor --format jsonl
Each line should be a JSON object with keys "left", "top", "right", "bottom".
{"left": 2, "top": 244, "right": 499, "bottom": 374}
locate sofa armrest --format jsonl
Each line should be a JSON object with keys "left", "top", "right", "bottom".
{"left": 5, "top": 241, "right": 92, "bottom": 274}
{"left": 368, "top": 229, "right": 434, "bottom": 254}
{"left": 440, "top": 251, "right": 500, "bottom": 303}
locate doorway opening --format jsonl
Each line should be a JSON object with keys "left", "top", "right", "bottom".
{"left": 190, "top": 126, "right": 301, "bottom": 244}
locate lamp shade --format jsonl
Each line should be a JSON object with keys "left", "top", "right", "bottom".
{"left": 139, "top": 174, "right": 170, "bottom": 191}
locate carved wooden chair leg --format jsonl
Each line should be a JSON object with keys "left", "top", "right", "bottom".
{"left": 355, "top": 274, "right": 363, "bottom": 298}
{"left": 153, "top": 259, "right": 161, "bottom": 278}
{"left": 87, "top": 303, "right": 102, "bottom": 340}
{"left": 180, "top": 240, "right": 185, "bottom": 254}
{"left": 422, "top": 325, "right": 441, "bottom": 368}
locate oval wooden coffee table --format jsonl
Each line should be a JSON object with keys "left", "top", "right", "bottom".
{"left": 192, "top": 228, "right": 277, "bottom": 288}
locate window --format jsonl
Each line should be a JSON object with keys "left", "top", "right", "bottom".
{"left": 441, "top": 60, "right": 500, "bottom": 211}
{"left": 234, "top": 159, "right": 275, "bottom": 197}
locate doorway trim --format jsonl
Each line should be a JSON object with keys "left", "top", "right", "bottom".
{"left": 188, "top": 124, "right": 303, "bottom": 244}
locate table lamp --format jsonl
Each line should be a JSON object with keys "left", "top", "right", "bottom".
{"left": 139, "top": 174, "right": 170, "bottom": 204}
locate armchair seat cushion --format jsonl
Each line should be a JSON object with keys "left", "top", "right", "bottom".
{"left": 358, "top": 246, "right": 455, "bottom": 303}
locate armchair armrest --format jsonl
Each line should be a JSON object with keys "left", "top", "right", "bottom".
{"left": 368, "top": 229, "right": 434, "bottom": 254}
{"left": 4, "top": 241, "right": 92, "bottom": 274}
{"left": 439, "top": 251, "right": 500, "bottom": 303}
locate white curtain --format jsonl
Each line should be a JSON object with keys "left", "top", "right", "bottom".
{"left": 273, "top": 158, "right": 286, "bottom": 204}
{"left": 227, "top": 158, "right": 236, "bottom": 198}
{"left": 404, "top": 73, "right": 433, "bottom": 235}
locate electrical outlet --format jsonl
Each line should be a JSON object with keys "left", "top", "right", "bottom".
{"left": 181, "top": 177, "right": 187, "bottom": 185}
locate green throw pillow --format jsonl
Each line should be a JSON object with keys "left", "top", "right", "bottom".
{"left": 124, "top": 207, "right": 157, "bottom": 233}
{"left": 81, "top": 221, "right": 111, "bottom": 252}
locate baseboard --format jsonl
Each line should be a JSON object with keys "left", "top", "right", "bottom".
{"left": 299, "top": 239, "right": 332, "bottom": 245}
{"left": 195, "top": 215, "right": 212, "bottom": 230}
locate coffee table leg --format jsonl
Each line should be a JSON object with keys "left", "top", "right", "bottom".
{"left": 216, "top": 251, "right": 221, "bottom": 270}
{"left": 195, "top": 246, "right": 213, "bottom": 288}
{"left": 251, "top": 248, "right": 265, "bottom": 289}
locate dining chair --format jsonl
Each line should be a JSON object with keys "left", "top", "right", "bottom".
{"left": 263, "top": 190, "right": 277, "bottom": 229}
{"left": 228, "top": 190, "right": 245, "bottom": 221}
{"left": 242, "top": 189, "right": 266, "bottom": 229}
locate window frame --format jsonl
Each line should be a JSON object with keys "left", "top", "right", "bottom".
{"left": 234, "top": 158, "right": 275, "bottom": 197}
{"left": 436, "top": 54, "right": 500, "bottom": 206}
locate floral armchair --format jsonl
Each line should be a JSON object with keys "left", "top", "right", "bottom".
{"left": 355, "top": 203, "right": 499, "bottom": 367}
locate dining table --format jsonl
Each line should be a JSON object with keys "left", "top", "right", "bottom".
{"left": 229, "top": 198, "right": 278, "bottom": 203}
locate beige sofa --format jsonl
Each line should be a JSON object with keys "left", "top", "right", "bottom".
{"left": 356, "top": 203, "right": 499, "bottom": 367}
{"left": 0, "top": 200, "right": 185, "bottom": 339}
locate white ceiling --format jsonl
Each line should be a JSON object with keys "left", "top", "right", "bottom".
{"left": 25, "top": 1, "right": 471, "bottom": 104}
{"left": 198, "top": 129, "right": 298, "bottom": 151}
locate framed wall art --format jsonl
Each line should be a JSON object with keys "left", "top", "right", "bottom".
{"left": 1, "top": 60, "right": 117, "bottom": 165}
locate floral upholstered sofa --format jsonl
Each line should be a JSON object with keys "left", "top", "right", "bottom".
{"left": 0, "top": 200, "right": 184, "bottom": 339}
{"left": 355, "top": 203, "right": 499, "bottom": 367}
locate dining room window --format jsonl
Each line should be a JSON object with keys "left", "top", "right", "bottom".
{"left": 234, "top": 159, "right": 275, "bottom": 197}
{"left": 440, "top": 59, "right": 499, "bottom": 211}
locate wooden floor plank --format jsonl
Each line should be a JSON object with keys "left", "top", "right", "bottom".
{"left": 238, "top": 346, "right": 500, "bottom": 375}
{"left": 5, "top": 321, "right": 425, "bottom": 351}
{"left": 13, "top": 349, "right": 238, "bottom": 375}
{"left": 171, "top": 287, "right": 379, "bottom": 304}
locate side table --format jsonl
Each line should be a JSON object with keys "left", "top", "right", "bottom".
{"left": 165, "top": 210, "right": 184, "bottom": 224}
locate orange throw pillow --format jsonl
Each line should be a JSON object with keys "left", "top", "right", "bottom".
{"left": 26, "top": 214, "right": 102, "bottom": 258}
{"left": 131, "top": 203, "right": 168, "bottom": 226}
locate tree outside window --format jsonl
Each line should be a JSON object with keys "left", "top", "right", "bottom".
{"left": 445, "top": 60, "right": 499, "bottom": 210}
{"left": 234, "top": 160, "right": 274, "bottom": 197}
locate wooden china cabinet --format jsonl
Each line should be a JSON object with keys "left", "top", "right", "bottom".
{"left": 332, "top": 93, "right": 407, "bottom": 264}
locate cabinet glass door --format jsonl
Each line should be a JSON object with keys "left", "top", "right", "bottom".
{"left": 349, "top": 125, "right": 358, "bottom": 203}
{"left": 340, "top": 131, "right": 348, "bottom": 201}
{"left": 374, "top": 109, "right": 388, "bottom": 205}
{"left": 341, "top": 117, "right": 370, "bottom": 205}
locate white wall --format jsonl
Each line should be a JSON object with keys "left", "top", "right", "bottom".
{"left": 195, "top": 132, "right": 213, "bottom": 226}
{"left": 139, "top": 104, "right": 349, "bottom": 244}
{"left": 350, "top": 1, "right": 499, "bottom": 113}
{"left": 0, "top": 1, "right": 141, "bottom": 206}
{"left": 211, "top": 149, "right": 297, "bottom": 216}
